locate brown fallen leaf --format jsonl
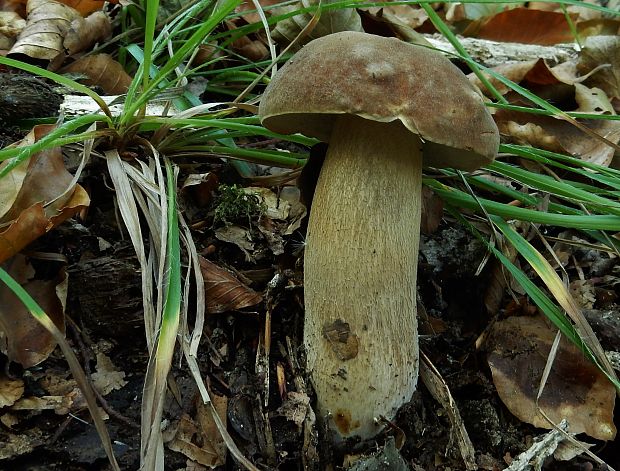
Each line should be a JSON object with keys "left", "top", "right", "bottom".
{"left": 578, "top": 36, "right": 620, "bottom": 100}
{"left": 0, "top": 255, "right": 67, "bottom": 368}
{"left": 199, "top": 256, "right": 263, "bottom": 314}
{"left": 63, "top": 11, "right": 111, "bottom": 56}
{"left": 464, "top": 8, "right": 574, "bottom": 45}
{"left": 0, "top": 124, "right": 90, "bottom": 263}
{"left": 60, "top": 0, "right": 105, "bottom": 16}
{"left": 60, "top": 53, "right": 131, "bottom": 94}
{"left": 487, "top": 315, "right": 616, "bottom": 441}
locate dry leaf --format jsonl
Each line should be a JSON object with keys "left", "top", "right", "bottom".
{"left": 199, "top": 257, "right": 263, "bottom": 314}
{"left": 63, "top": 11, "right": 111, "bottom": 56}
{"left": 495, "top": 108, "right": 620, "bottom": 167}
{"left": 0, "top": 374, "right": 24, "bottom": 408}
{"left": 578, "top": 36, "right": 620, "bottom": 99}
{"left": 8, "top": 0, "right": 110, "bottom": 60}
{"left": 465, "top": 8, "right": 574, "bottom": 45}
{"left": 236, "top": 0, "right": 282, "bottom": 25}
{"left": 0, "top": 255, "right": 67, "bottom": 367}
{"left": 487, "top": 315, "right": 616, "bottom": 441}
{"left": 271, "top": 0, "right": 362, "bottom": 48}
{"left": 60, "top": 0, "right": 105, "bottom": 16}
{"left": 0, "top": 11, "right": 26, "bottom": 38}
{"left": 9, "top": 0, "right": 82, "bottom": 60}
{"left": 166, "top": 393, "right": 228, "bottom": 468}
{"left": 60, "top": 53, "right": 132, "bottom": 94}
{"left": 91, "top": 352, "right": 127, "bottom": 396}
{"left": 0, "top": 124, "right": 90, "bottom": 263}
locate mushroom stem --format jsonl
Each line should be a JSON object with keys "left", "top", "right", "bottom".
{"left": 304, "top": 114, "right": 422, "bottom": 441}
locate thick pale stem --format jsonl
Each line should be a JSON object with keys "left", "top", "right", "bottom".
{"left": 304, "top": 114, "right": 423, "bottom": 441}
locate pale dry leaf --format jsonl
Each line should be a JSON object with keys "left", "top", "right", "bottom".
{"left": 574, "top": 83, "right": 615, "bottom": 113}
{"left": 0, "top": 429, "right": 44, "bottom": 460}
{"left": 277, "top": 391, "right": 310, "bottom": 430}
{"left": 487, "top": 315, "right": 616, "bottom": 441}
{"left": 199, "top": 257, "right": 262, "bottom": 314}
{"left": 9, "top": 0, "right": 82, "bottom": 60}
{"left": 0, "top": 375, "right": 24, "bottom": 408}
{"left": 0, "top": 413, "right": 19, "bottom": 429}
{"left": 0, "top": 11, "right": 26, "bottom": 37}
{"left": 496, "top": 109, "right": 620, "bottom": 167}
{"left": 91, "top": 352, "right": 127, "bottom": 396}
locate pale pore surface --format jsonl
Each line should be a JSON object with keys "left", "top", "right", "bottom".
{"left": 304, "top": 114, "right": 422, "bottom": 439}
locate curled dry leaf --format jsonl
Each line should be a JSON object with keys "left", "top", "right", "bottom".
{"left": 0, "top": 11, "right": 26, "bottom": 38}
{"left": 8, "top": 0, "right": 110, "bottom": 61}
{"left": 270, "top": 0, "right": 362, "bottom": 48}
{"left": 470, "top": 58, "right": 580, "bottom": 99}
{"left": 60, "top": 53, "right": 132, "bottom": 94}
{"left": 226, "top": 20, "right": 267, "bottom": 62}
{"left": 199, "top": 257, "right": 263, "bottom": 314}
{"left": 487, "top": 315, "right": 616, "bottom": 441}
{"left": 9, "top": 0, "right": 82, "bottom": 60}
{"left": 236, "top": 0, "right": 282, "bottom": 25}
{"left": 0, "top": 124, "right": 90, "bottom": 263}
{"left": 578, "top": 36, "right": 620, "bottom": 100}
{"left": 63, "top": 11, "right": 112, "bottom": 56}
{"left": 0, "top": 255, "right": 67, "bottom": 368}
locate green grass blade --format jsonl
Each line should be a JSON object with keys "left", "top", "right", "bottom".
{"left": 425, "top": 178, "right": 620, "bottom": 230}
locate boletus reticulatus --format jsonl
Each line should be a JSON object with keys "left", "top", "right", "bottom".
{"left": 259, "top": 31, "right": 499, "bottom": 442}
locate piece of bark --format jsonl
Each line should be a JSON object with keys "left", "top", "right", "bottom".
{"left": 68, "top": 254, "right": 144, "bottom": 340}
{"left": 0, "top": 73, "right": 62, "bottom": 123}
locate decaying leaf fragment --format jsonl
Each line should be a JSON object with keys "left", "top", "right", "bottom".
{"left": 165, "top": 393, "right": 228, "bottom": 468}
{"left": 199, "top": 257, "right": 263, "bottom": 314}
{"left": 0, "top": 374, "right": 25, "bottom": 408}
{"left": 487, "top": 315, "right": 616, "bottom": 441}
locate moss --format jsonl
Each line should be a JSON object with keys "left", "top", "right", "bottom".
{"left": 213, "top": 184, "right": 265, "bottom": 226}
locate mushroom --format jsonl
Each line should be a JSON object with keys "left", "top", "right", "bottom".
{"left": 259, "top": 31, "right": 499, "bottom": 442}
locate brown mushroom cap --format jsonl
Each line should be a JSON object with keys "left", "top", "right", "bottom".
{"left": 259, "top": 31, "right": 499, "bottom": 171}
